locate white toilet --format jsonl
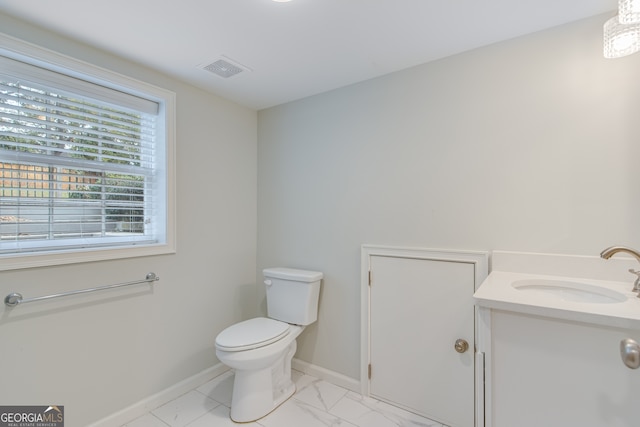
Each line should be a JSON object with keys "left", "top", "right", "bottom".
{"left": 215, "top": 267, "right": 323, "bottom": 423}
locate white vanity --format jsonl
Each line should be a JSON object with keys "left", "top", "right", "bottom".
{"left": 474, "top": 251, "right": 640, "bottom": 427}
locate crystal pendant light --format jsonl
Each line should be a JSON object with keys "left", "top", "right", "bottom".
{"left": 619, "top": 0, "right": 640, "bottom": 24}
{"left": 603, "top": 15, "right": 640, "bottom": 58}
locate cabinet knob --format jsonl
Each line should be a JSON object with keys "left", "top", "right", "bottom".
{"left": 620, "top": 338, "right": 640, "bottom": 369}
{"left": 454, "top": 338, "right": 469, "bottom": 353}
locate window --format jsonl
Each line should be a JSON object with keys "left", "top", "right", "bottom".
{"left": 0, "top": 35, "right": 175, "bottom": 270}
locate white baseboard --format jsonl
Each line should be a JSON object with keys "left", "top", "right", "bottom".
{"left": 90, "top": 359, "right": 358, "bottom": 426}
{"left": 292, "top": 358, "right": 360, "bottom": 393}
{"left": 89, "top": 363, "right": 230, "bottom": 427}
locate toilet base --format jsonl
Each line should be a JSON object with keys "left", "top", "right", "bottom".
{"left": 230, "top": 375, "right": 295, "bottom": 423}
{"left": 228, "top": 340, "right": 298, "bottom": 423}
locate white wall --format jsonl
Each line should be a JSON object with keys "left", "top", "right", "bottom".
{"left": 257, "top": 14, "right": 640, "bottom": 380}
{"left": 0, "top": 13, "right": 257, "bottom": 426}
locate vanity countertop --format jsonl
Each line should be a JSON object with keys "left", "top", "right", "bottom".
{"left": 474, "top": 271, "right": 640, "bottom": 329}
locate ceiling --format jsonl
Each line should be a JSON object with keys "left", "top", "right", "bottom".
{"left": 0, "top": 0, "right": 617, "bottom": 110}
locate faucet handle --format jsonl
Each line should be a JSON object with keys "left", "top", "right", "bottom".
{"left": 629, "top": 270, "right": 640, "bottom": 293}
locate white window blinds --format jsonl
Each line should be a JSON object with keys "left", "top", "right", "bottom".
{"left": 0, "top": 55, "right": 165, "bottom": 255}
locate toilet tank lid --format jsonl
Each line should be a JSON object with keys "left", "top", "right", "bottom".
{"left": 263, "top": 267, "right": 323, "bottom": 282}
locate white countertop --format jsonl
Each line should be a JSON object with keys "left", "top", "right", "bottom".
{"left": 474, "top": 271, "right": 640, "bottom": 330}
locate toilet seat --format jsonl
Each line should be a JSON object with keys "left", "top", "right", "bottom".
{"left": 215, "top": 317, "right": 290, "bottom": 352}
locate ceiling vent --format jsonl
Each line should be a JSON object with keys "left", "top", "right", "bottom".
{"left": 200, "top": 56, "right": 251, "bottom": 79}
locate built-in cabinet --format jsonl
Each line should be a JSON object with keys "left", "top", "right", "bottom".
{"left": 361, "top": 246, "right": 488, "bottom": 427}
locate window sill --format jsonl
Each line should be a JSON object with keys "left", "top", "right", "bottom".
{"left": 0, "top": 243, "right": 176, "bottom": 271}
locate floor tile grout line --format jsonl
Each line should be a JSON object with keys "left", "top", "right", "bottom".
{"left": 122, "top": 371, "right": 444, "bottom": 427}
{"left": 153, "top": 412, "right": 171, "bottom": 427}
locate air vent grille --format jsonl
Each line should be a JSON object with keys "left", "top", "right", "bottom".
{"left": 201, "top": 58, "right": 248, "bottom": 79}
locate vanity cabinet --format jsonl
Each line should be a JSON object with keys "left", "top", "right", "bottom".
{"left": 486, "top": 309, "right": 640, "bottom": 427}
{"left": 471, "top": 251, "right": 640, "bottom": 427}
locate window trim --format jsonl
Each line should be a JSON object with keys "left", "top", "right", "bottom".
{"left": 0, "top": 33, "right": 176, "bottom": 271}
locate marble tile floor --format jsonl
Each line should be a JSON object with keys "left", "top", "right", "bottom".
{"left": 122, "top": 370, "right": 448, "bottom": 427}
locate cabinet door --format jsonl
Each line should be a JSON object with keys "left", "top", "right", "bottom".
{"left": 491, "top": 311, "right": 640, "bottom": 427}
{"left": 369, "top": 255, "right": 476, "bottom": 427}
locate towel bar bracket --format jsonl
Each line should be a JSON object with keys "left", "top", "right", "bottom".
{"left": 4, "top": 272, "right": 160, "bottom": 308}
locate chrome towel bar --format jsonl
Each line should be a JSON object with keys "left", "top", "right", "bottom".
{"left": 4, "top": 272, "right": 159, "bottom": 308}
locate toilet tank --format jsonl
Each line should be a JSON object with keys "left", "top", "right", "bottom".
{"left": 263, "top": 267, "right": 323, "bottom": 325}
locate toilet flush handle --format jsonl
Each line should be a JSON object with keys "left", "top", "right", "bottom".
{"left": 264, "top": 279, "right": 272, "bottom": 286}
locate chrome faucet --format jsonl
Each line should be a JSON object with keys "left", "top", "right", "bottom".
{"left": 600, "top": 246, "right": 640, "bottom": 294}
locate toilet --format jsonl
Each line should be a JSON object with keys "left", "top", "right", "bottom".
{"left": 215, "top": 267, "right": 323, "bottom": 422}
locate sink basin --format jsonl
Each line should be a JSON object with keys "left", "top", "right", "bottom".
{"left": 511, "top": 279, "right": 627, "bottom": 304}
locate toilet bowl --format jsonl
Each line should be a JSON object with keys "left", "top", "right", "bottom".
{"left": 216, "top": 317, "right": 304, "bottom": 422}
{"left": 215, "top": 268, "right": 323, "bottom": 423}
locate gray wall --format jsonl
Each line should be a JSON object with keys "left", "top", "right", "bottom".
{"left": 3, "top": 9, "right": 640, "bottom": 424}
{"left": 0, "top": 13, "right": 258, "bottom": 426}
{"left": 257, "top": 14, "right": 640, "bottom": 380}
